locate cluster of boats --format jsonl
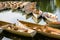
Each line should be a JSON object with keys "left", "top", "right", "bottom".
{"left": 0, "top": 1, "right": 60, "bottom": 39}
{"left": 0, "top": 20, "right": 60, "bottom": 39}
{"left": 0, "top": 1, "right": 58, "bottom": 23}
{"left": 0, "top": 1, "right": 36, "bottom": 11}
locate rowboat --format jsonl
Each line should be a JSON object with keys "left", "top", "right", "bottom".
{"left": 42, "top": 12, "right": 58, "bottom": 24}
{"left": 32, "top": 9, "right": 42, "bottom": 23}
{"left": 0, "top": 21, "right": 36, "bottom": 37}
{"left": 18, "top": 20, "right": 60, "bottom": 39}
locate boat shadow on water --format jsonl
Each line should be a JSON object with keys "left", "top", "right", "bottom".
{"left": 0, "top": 30, "right": 60, "bottom": 40}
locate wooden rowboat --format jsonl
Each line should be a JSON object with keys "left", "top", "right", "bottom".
{"left": 18, "top": 20, "right": 60, "bottom": 39}
{"left": 0, "top": 21, "right": 36, "bottom": 37}
{"left": 32, "top": 9, "right": 42, "bottom": 23}
{"left": 42, "top": 12, "right": 58, "bottom": 24}
{"left": 3, "top": 27, "right": 36, "bottom": 37}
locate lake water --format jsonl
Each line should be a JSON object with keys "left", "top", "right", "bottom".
{"left": 0, "top": 0, "right": 60, "bottom": 40}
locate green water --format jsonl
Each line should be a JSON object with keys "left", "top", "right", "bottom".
{"left": 0, "top": 0, "right": 60, "bottom": 40}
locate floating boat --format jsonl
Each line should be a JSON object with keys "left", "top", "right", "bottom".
{"left": 22, "top": 2, "right": 36, "bottom": 15}
{"left": 18, "top": 20, "right": 60, "bottom": 39}
{"left": 9, "top": 2, "right": 18, "bottom": 10}
{"left": 0, "top": 21, "right": 36, "bottom": 37}
{"left": 0, "top": 2, "right": 6, "bottom": 10}
{"left": 4, "top": 2, "right": 11, "bottom": 9}
{"left": 20, "top": 2, "right": 30, "bottom": 10}
{"left": 32, "top": 9, "right": 42, "bottom": 23}
{"left": 42, "top": 12, "right": 58, "bottom": 24}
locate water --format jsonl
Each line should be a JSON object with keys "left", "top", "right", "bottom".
{"left": 0, "top": 0, "right": 60, "bottom": 40}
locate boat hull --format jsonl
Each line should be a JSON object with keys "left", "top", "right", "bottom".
{"left": 0, "top": 22, "right": 36, "bottom": 37}
{"left": 18, "top": 20, "right": 60, "bottom": 39}
{"left": 4, "top": 28, "right": 36, "bottom": 37}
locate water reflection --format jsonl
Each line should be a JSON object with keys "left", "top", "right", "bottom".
{"left": 55, "top": 0, "right": 60, "bottom": 8}
{"left": 1, "top": 30, "right": 59, "bottom": 40}
{"left": 37, "top": 0, "right": 55, "bottom": 13}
